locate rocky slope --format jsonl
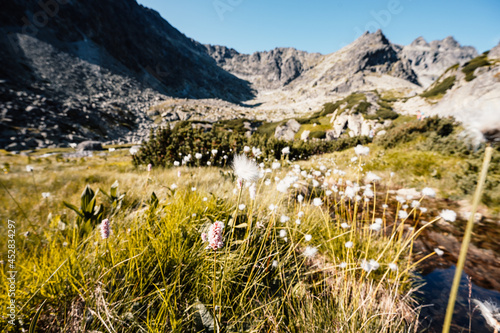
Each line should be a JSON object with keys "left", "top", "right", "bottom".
{"left": 0, "top": 0, "right": 254, "bottom": 149}
{"left": 395, "top": 45, "right": 500, "bottom": 143}
{"left": 402, "top": 36, "right": 478, "bottom": 87}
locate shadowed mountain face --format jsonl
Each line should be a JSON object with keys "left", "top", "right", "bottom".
{"left": 0, "top": 0, "right": 254, "bottom": 149}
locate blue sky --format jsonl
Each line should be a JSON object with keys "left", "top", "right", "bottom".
{"left": 137, "top": 0, "right": 500, "bottom": 54}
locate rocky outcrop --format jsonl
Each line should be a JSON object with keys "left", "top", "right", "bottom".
{"left": 0, "top": 0, "right": 254, "bottom": 149}
{"left": 402, "top": 36, "right": 477, "bottom": 87}
{"left": 489, "top": 41, "right": 500, "bottom": 59}
{"left": 275, "top": 119, "right": 301, "bottom": 141}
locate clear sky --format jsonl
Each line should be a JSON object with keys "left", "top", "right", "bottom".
{"left": 137, "top": 0, "right": 500, "bottom": 55}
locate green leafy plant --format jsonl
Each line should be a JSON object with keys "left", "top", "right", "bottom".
{"left": 63, "top": 185, "right": 104, "bottom": 235}
{"left": 100, "top": 180, "right": 125, "bottom": 216}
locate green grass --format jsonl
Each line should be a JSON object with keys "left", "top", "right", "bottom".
{"left": 462, "top": 55, "right": 491, "bottom": 82}
{"left": 1, "top": 149, "right": 430, "bottom": 332}
{"left": 420, "top": 76, "right": 456, "bottom": 99}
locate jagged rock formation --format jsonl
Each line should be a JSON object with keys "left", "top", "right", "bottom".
{"left": 0, "top": 0, "right": 254, "bottom": 149}
{"left": 395, "top": 51, "right": 500, "bottom": 141}
{"left": 402, "top": 36, "right": 478, "bottom": 87}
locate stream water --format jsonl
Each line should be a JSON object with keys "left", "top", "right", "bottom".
{"left": 418, "top": 265, "right": 500, "bottom": 332}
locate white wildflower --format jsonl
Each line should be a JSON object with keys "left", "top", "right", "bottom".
{"left": 370, "top": 223, "right": 381, "bottom": 231}
{"left": 272, "top": 162, "right": 281, "bottom": 170}
{"left": 345, "top": 241, "right": 353, "bottom": 249}
{"left": 305, "top": 234, "right": 312, "bottom": 241}
{"left": 354, "top": 145, "right": 370, "bottom": 156}
{"left": 434, "top": 248, "right": 444, "bottom": 256}
{"left": 341, "top": 223, "right": 350, "bottom": 229}
{"left": 388, "top": 263, "right": 398, "bottom": 271}
{"left": 280, "top": 215, "right": 290, "bottom": 223}
{"left": 243, "top": 146, "right": 250, "bottom": 153}
{"left": 313, "top": 198, "right": 323, "bottom": 207}
{"left": 440, "top": 209, "right": 457, "bottom": 222}
{"left": 232, "top": 154, "right": 260, "bottom": 183}
{"left": 279, "top": 229, "right": 287, "bottom": 238}
{"left": 303, "top": 246, "right": 318, "bottom": 258}
{"left": 26, "top": 165, "right": 34, "bottom": 172}
{"left": 239, "top": 204, "right": 246, "bottom": 210}
{"left": 340, "top": 262, "right": 347, "bottom": 269}
{"left": 398, "top": 210, "right": 408, "bottom": 219}
{"left": 281, "top": 147, "right": 290, "bottom": 155}
{"left": 422, "top": 187, "right": 436, "bottom": 197}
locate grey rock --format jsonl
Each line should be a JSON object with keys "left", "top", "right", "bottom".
{"left": 301, "top": 130, "right": 310, "bottom": 141}
{"left": 77, "top": 141, "right": 103, "bottom": 151}
{"left": 489, "top": 42, "right": 500, "bottom": 59}
{"left": 275, "top": 119, "right": 301, "bottom": 141}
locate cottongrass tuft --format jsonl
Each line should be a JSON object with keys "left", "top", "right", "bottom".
{"left": 361, "top": 259, "right": 380, "bottom": 273}
{"left": 313, "top": 198, "right": 323, "bottom": 207}
{"left": 440, "top": 209, "right": 457, "bottom": 222}
{"left": 434, "top": 248, "right": 444, "bottom": 256}
{"left": 305, "top": 234, "right": 312, "bottom": 241}
{"left": 280, "top": 215, "right": 290, "bottom": 223}
{"left": 472, "top": 299, "right": 500, "bottom": 332}
{"left": 422, "top": 187, "right": 436, "bottom": 197}
{"left": 345, "top": 241, "right": 353, "bottom": 249}
{"left": 388, "top": 263, "right": 398, "bottom": 271}
{"left": 303, "top": 246, "right": 318, "bottom": 258}
{"left": 232, "top": 154, "right": 260, "bottom": 183}
{"left": 354, "top": 144, "right": 370, "bottom": 156}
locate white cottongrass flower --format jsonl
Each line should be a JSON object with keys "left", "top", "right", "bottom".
{"left": 440, "top": 209, "right": 457, "bottom": 222}
{"left": 298, "top": 211, "right": 305, "bottom": 218}
{"left": 207, "top": 161, "right": 211, "bottom": 166}
{"left": 345, "top": 241, "right": 353, "bottom": 249}
{"left": 420, "top": 207, "right": 428, "bottom": 213}
{"left": 173, "top": 161, "right": 180, "bottom": 166}
{"left": 195, "top": 153, "right": 202, "bottom": 160}
{"left": 281, "top": 147, "right": 290, "bottom": 155}
{"left": 243, "top": 146, "right": 251, "bottom": 153}
{"left": 422, "top": 187, "right": 436, "bottom": 197}
{"left": 472, "top": 299, "right": 500, "bottom": 332}
{"left": 42, "top": 192, "right": 51, "bottom": 198}
{"left": 303, "top": 246, "right": 318, "bottom": 258}
{"left": 312, "top": 179, "right": 319, "bottom": 187}
{"left": 129, "top": 147, "right": 139, "bottom": 155}
{"left": 272, "top": 162, "right": 281, "bottom": 170}
{"left": 305, "top": 234, "right": 312, "bottom": 241}
{"left": 364, "top": 188, "right": 374, "bottom": 198}
{"left": 402, "top": 204, "right": 409, "bottom": 210}
{"left": 313, "top": 171, "right": 322, "bottom": 177}
{"left": 272, "top": 260, "right": 278, "bottom": 268}
{"left": 295, "top": 219, "right": 301, "bottom": 225}
{"left": 264, "top": 179, "right": 271, "bottom": 186}
{"left": 269, "top": 204, "right": 277, "bottom": 212}
{"left": 345, "top": 186, "right": 355, "bottom": 199}
{"left": 388, "top": 263, "right": 398, "bottom": 271}
{"left": 100, "top": 219, "right": 110, "bottom": 240}
{"left": 211, "top": 149, "right": 218, "bottom": 155}
{"left": 340, "top": 262, "right": 347, "bottom": 269}
{"left": 69, "top": 143, "right": 77, "bottom": 149}
{"left": 191, "top": 187, "right": 197, "bottom": 192}
{"left": 370, "top": 223, "right": 382, "bottom": 231}
{"left": 238, "top": 204, "right": 246, "bottom": 210}
{"left": 108, "top": 148, "right": 115, "bottom": 152}
{"left": 354, "top": 145, "right": 370, "bottom": 156}
{"left": 313, "top": 198, "right": 323, "bottom": 207}
{"left": 206, "top": 221, "right": 225, "bottom": 251}
{"left": 280, "top": 215, "right": 290, "bottom": 223}
{"left": 396, "top": 196, "right": 406, "bottom": 203}
{"left": 361, "top": 259, "right": 379, "bottom": 273}
{"left": 375, "top": 218, "right": 383, "bottom": 225}
{"left": 351, "top": 156, "right": 358, "bottom": 162}
{"left": 252, "top": 147, "right": 262, "bottom": 157}
{"left": 171, "top": 184, "right": 178, "bottom": 190}
{"left": 232, "top": 154, "right": 260, "bottom": 183}
{"left": 434, "top": 248, "right": 444, "bottom": 256}
{"left": 365, "top": 172, "right": 381, "bottom": 183}
{"left": 398, "top": 210, "right": 408, "bottom": 219}
{"left": 26, "top": 165, "right": 34, "bottom": 172}
{"left": 279, "top": 229, "right": 287, "bottom": 238}
{"left": 382, "top": 204, "right": 388, "bottom": 209}
{"left": 411, "top": 200, "right": 420, "bottom": 208}
{"left": 341, "top": 223, "right": 350, "bottom": 229}
{"left": 203, "top": 197, "right": 208, "bottom": 202}
{"left": 325, "top": 190, "right": 333, "bottom": 196}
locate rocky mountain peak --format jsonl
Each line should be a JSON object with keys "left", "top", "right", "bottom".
{"left": 410, "top": 36, "right": 429, "bottom": 47}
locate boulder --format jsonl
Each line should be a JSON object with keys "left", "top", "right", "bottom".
{"left": 77, "top": 141, "right": 103, "bottom": 151}
{"left": 275, "top": 119, "right": 301, "bottom": 141}
{"left": 301, "top": 130, "right": 310, "bottom": 141}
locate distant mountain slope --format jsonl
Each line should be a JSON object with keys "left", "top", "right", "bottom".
{"left": 0, "top": 0, "right": 254, "bottom": 149}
